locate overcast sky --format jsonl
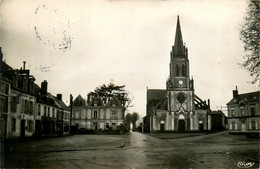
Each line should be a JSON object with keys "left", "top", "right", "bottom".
{"left": 0, "top": 0, "right": 258, "bottom": 118}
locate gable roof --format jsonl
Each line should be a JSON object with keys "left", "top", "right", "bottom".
{"left": 227, "top": 91, "right": 260, "bottom": 105}
{"left": 2, "top": 62, "right": 13, "bottom": 71}
{"left": 88, "top": 94, "right": 104, "bottom": 107}
{"left": 106, "top": 96, "right": 122, "bottom": 107}
{"left": 55, "top": 97, "right": 70, "bottom": 111}
{"left": 73, "top": 95, "right": 87, "bottom": 107}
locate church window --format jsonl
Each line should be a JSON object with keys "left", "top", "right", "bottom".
{"left": 176, "top": 64, "right": 180, "bottom": 76}
{"left": 182, "top": 64, "right": 186, "bottom": 76}
{"left": 94, "top": 101, "right": 97, "bottom": 106}
{"left": 177, "top": 92, "right": 186, "bottom": 103}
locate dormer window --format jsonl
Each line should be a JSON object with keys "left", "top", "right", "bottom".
{"left": 250, "top": 107, "right": 255, "bottom": 116}
{"left": 231, "top": 109, "right": 235, "bottom": 117}
{"left": 240, "top": 107, "right": 245, "bottom": 116}
{"left": 94, "top": 101, "right": 97, "bottom": 106}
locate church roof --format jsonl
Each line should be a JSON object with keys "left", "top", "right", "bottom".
{"left": 227, "top": 91, "right": 259, "bottom": 105}
{"left": 155, "top": 97, "right": 168, "bottom": 110}
{"left": 194, "top": 94, "right": 209, "bottom": 110}
{"left": 147, "top": 89, "right": 167, "bottom": 111}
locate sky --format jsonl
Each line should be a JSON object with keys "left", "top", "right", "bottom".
{"left": 0, "top": 0, "right": 258, "bottom": 118}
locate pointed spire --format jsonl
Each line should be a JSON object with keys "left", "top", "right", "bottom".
{"left": 173, "top": 16, "right": 185, "bottom": 56}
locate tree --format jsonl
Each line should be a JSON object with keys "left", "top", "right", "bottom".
{"left": 125, "top": 113, "right": 132, "bottom": 131}
{"left": 131, "top": 112, "right": 139, "bottom": 131}
{"left": 240, "top": 1, "right": 260, "bottom": 85}
{"left": 88, "top": 83, "right": 133, "bottom": 110}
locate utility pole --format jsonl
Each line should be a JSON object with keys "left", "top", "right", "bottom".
{"left": 69, "top": 94, "right": 73, "bottom": 135}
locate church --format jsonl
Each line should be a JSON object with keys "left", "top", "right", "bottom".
{"left": 143, "top": 16, "right": 211, "bottom": 132}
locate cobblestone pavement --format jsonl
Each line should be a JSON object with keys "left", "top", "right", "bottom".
{"left": 1, "top": 131, "right": 259, "bottom": 168}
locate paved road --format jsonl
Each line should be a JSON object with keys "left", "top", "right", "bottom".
{"left": 1, "top": 132, "right": 259, "bottom": 168}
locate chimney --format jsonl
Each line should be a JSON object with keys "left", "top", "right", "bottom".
{"left": 233, "top": 86, "right": 238, "bottom": 98}
{"left": 207, "top": 99, "right": 210, "bottom": 109}
{"left": 23, "top": 61, "right": 26, "bottom": 70}
{"left": 41, "top": 80, "right": 48, "bottom": 95}
{"left": 57, "top": 94, "right": 62, "bottom": 100}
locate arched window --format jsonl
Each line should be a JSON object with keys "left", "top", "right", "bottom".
{"left": 176, "top": 64, "right": 180, "bottom": 76}
{"left": 182, "top": 64, "right": 186, "bottom": 76}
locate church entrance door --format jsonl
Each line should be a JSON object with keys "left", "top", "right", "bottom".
{"left": 178, "top": 120, "right": 185, "bottom": 132}
{"left": 160, "top": 123, "right": 164, "bottom": 132}
{"left": 199, "top": 123, "right": 204, "bottom": 131}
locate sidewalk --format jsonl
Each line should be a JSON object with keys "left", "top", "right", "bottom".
{"left": 147, "top": 131, "right": 227, "bottom": 140}
{"left": 3, "top": 135, "right": 126, "bottom": 154}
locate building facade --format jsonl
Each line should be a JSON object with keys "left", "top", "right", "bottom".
{"left": 34, "top": 80, "right": 70, "bottom": 136}
{"left": 208, "top": 110, "right": 227, "bottom": 131}
{"left": 1, "top": 47, "right": 70, "bottom": 139}
{"left": 2, "top": 58, "right": 36, "bottom": 139}
{"left": 144, "top": 16, "right": 210, "bottom": 132}
{"left": 0, "top": 74, "right": 11, "bottom": 139}
{"left": 72, "top": 94, "right": 124, "bottom": 132}
{"left": 55, "top": 94, "right": 70, "bottom": 135}
{"left": 227, "top": 87, "right": 260, "bottom": 134}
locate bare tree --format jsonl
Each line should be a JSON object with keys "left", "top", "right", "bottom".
{"left": 240, "top": 0, "right": 260, "bottom": 85}
{"left": 131, "top": 112, "right": 139, "bottom": 131}
{"left": 125, "top": 113, "right": 132, "bottom": 131}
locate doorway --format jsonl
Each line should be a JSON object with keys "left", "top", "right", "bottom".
{"left": 160, "top": 123, "right": 165, "bottom": 132}
{"left": 93, "top": 123, "right": 98, "bottom": 130}
{"left": 199, "top": 123, "right": 204, "bottom": 131}
{"left": 178, "top": 120, "right": 185, "bottom": 132}
{"left": 35, "top": 120, "right": 41, "bottom": 136}
{"left": 20, "top": 120, "right": 25, "bottom": 137}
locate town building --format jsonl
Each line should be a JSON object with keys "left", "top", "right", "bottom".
{"left": 54, "top": 94, "right": 70, "bottom": 135}
{"left": 0, "top": 47, "right": 70, "bottom": 139}
{"left": 0, "top": 55, "right": 11, "bottom": 139}
{"left": 227, "top": 87, "right": 260, "bottom": 134}
{"left": 1, "top": 55, "right": 36, "bottom": 138}
{"left": 208, "top": 110, "right": 227, "bottom": 131}
{"left": 144, "top": 16, "right": 210, "bottom": 132}
{"left": 34, "top": 80, "right": 70, "bottom": 136}
{"left": 71, "top": 94, "right": 125, "bottom": 132}
{"left": 34, "top": 81, "right": 58, "bottom": 136}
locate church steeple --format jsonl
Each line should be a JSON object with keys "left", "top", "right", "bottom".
{"left": 172, "top": 16, "right": 186, "bottom": 57}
